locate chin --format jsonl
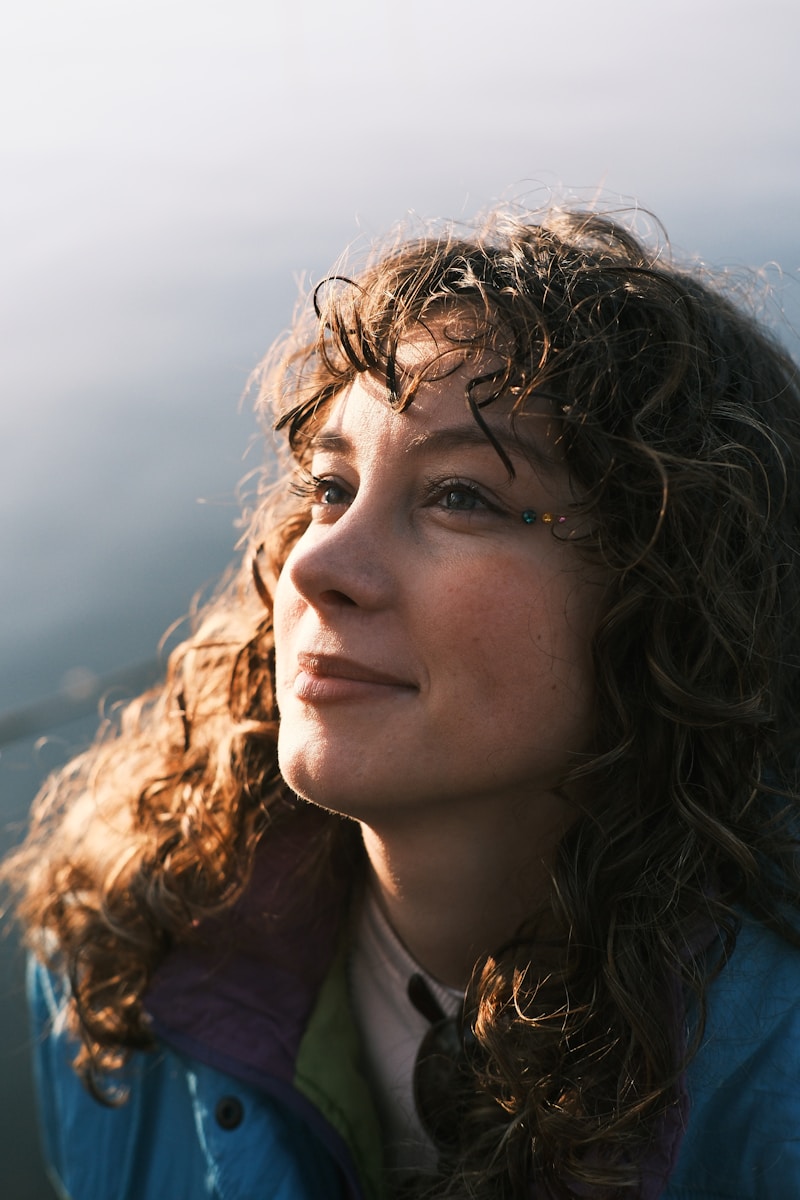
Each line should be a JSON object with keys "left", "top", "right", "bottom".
{"left": 277, "top": 751, "right": 387, "bottom": 828}
{"left": 278, "top": 744, "right": 344, "bottom": 814}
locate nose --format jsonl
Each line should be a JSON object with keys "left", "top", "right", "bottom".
{"left": 281, "top": 497, "right": 398, "bottom": 612}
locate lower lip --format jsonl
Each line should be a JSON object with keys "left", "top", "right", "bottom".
{"left": 293, "top": 670, "right": 415, "bottom": 703}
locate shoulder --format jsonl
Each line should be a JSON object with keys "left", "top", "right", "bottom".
{"left": 665, "top": 919, "right": 800, "bottom": 1199}
{"left": 28, "top": 958, "right": 347, "bottom": 1200}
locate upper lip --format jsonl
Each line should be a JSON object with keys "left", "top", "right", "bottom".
{"left": 297, "top": 652, "right": 416, "bottom": 689}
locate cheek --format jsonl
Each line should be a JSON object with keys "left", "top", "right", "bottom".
{"left": 436, "top": 568, "right": 596, "bottom": 726}
{"left": 272, "top": 572, "right": 302, "bottom": 696}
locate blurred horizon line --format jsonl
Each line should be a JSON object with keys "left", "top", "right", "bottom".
{"left": 0, "top": 659, "right": 162, "bottom": 747}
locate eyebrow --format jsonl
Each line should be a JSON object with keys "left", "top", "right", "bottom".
{"left": 307, "top": 423, "right": 560, "bottom": 472}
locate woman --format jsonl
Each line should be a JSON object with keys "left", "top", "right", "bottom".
{"left": 7, "top": 206, "right": 800, "bottom": 1199}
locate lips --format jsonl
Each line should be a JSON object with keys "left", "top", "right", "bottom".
{"left": 296, "top": 652, "right": 416, "bottom": 690}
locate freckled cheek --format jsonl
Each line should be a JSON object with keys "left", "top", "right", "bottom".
{"left": 432, "top": 572, "right": 594, "bottom": 721}
{"left": 420, "top": 579, "right": 547, "bottom": 696}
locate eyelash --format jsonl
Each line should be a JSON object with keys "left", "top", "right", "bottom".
{"left": 290, "top": 472, "right": 350, "bottom": 507}
{"left": 421, "top": 476, "right": 507, "bottom": 516}
{"left": 290, "top": 470, "right": 508, "bottom": 518}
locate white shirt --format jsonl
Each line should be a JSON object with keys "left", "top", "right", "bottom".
{"left": 348, "top": 886, "right": 464, "bottom": 1174}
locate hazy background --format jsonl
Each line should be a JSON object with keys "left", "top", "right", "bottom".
{"left": 1, "top": 0, "right": 798, "bottom": 1193}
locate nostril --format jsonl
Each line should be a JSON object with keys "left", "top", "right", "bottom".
{"left": 280, "top": 522, "right": 393, "bottom": 613}
{"left": 319, "top": 588, "right": 359, "bottom": 607}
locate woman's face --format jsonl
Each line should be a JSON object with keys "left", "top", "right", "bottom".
{"left": 273, "top": 348, "right": 602, "bottom": 828}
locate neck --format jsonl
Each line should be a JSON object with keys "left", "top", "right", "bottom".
{"left": 359, "top": 791, "right": 570, "bottom": 989}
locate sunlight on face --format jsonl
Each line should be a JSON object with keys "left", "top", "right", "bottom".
{"left": 273, "top": 347, "right": 602, "bottom": 830}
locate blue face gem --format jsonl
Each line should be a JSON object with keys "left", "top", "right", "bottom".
{"left": 521, "top": 509, "right": 538, "bottom": 524}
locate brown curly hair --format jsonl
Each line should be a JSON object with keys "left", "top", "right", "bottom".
{"left": 6, "top": 206, "right": 800, "bottom": 1198}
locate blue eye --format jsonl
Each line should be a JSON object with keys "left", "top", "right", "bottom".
{"left": 290, "top": 473, "right": 351, "bottom": 509}
{"left": 316, "top": 479, "right": 349, "bottom": 506}
{"left": 440, "top": 486, "right": 484, "bottom": 511}
{"left": 425, "top": 476, "right": 502, "bottom": 515}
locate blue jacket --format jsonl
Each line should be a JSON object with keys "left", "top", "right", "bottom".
{"left": 30, "top": 949, "right": 380, "bottom": 1200}
{"left": 29, "top": 813, "right": 800, "bottom": 1199}
{"left": 666, "top": 915, "right": 800, "bottom": 1197}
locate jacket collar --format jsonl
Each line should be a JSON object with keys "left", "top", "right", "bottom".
{"left": 145, "top": 801, "right": 351, "bottom": 1087}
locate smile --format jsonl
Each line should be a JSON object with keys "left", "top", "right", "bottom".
{"left": 293, "top": 653, "right": 417, "bottom": 702}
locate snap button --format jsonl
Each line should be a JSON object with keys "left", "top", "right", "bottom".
{"left": 215, "top": 1095, "right": 244, "bottom": 1130}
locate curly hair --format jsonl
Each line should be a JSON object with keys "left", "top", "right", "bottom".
{"left": 6, "top": 206, "right": 800, "bottom": 1198}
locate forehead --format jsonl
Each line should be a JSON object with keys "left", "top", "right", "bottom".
{"left": 303, "top": 331, "right": 565, "bottom": 472}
